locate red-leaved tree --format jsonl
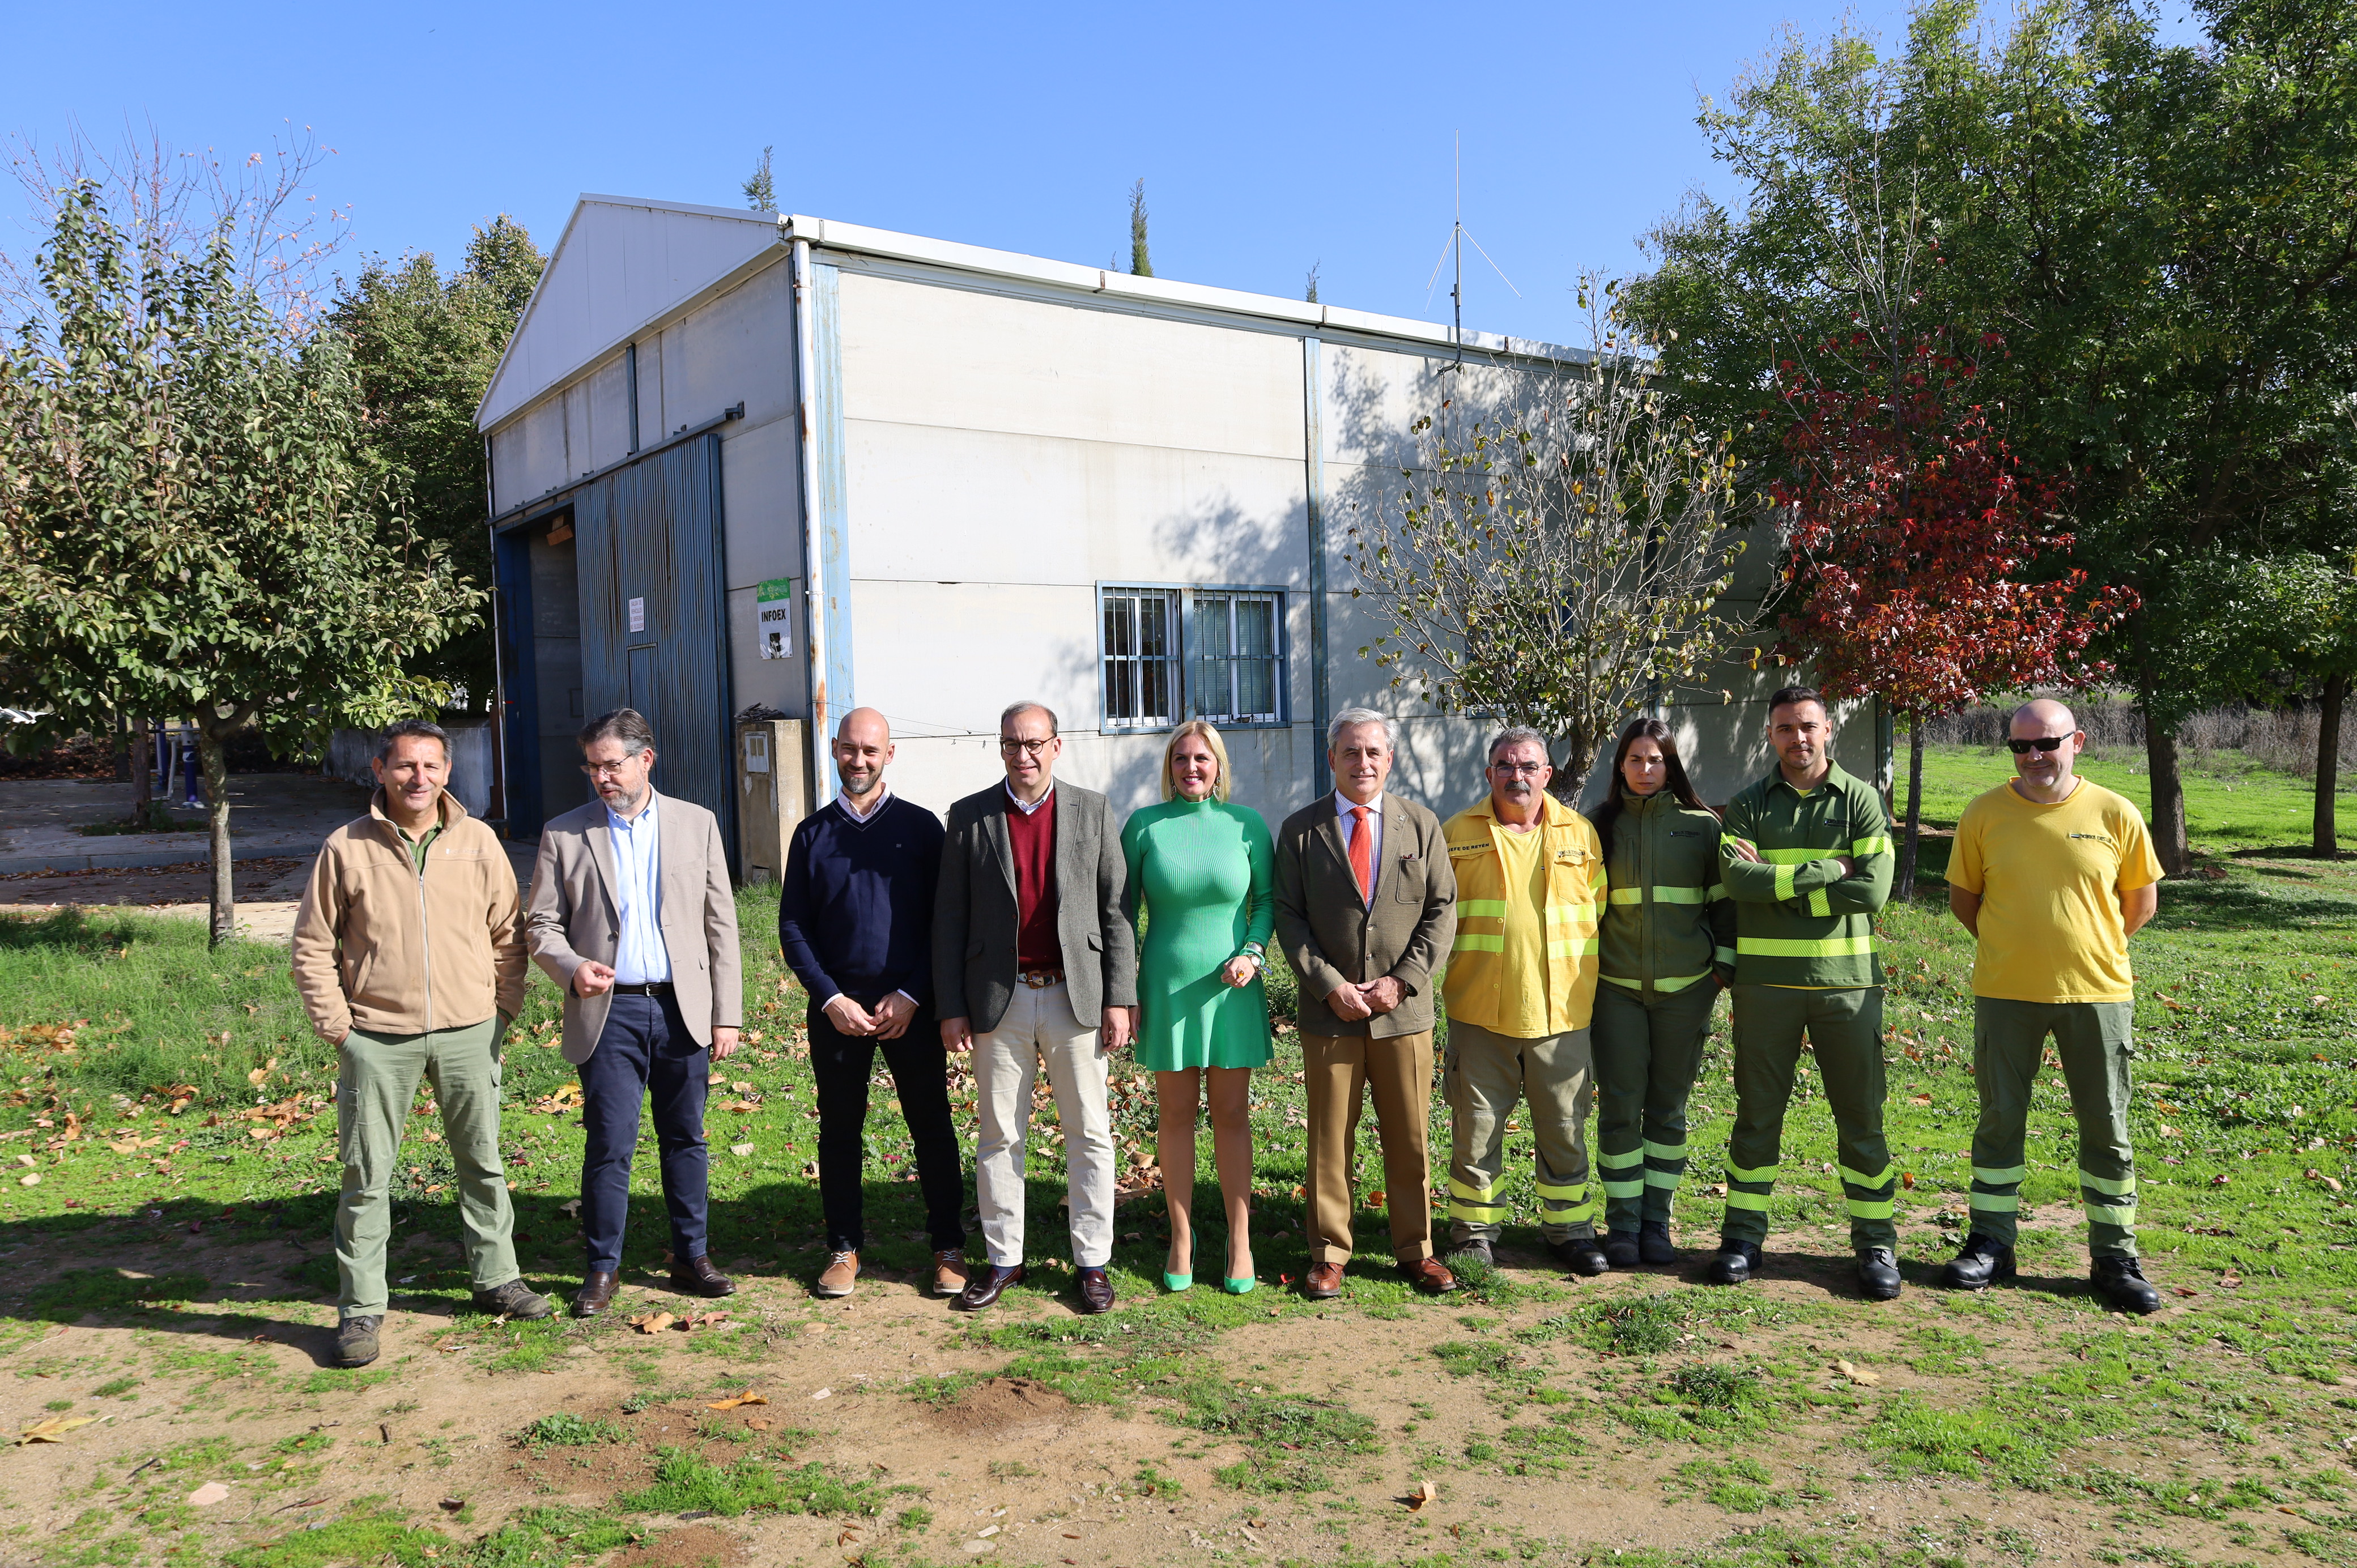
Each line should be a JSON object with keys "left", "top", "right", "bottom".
{"left": 1772, "top": 333, "right": 2138, "bottom": 898}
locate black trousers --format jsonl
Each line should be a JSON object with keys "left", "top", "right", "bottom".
{"left": 808, "top": 999, "right": 965, "bottom": 1254}
{"left": 577, "top": 992, "right": 709, "bottom": 1272}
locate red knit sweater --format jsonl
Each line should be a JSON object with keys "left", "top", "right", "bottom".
{"left": 1006, "top": 788, "right": 1061, "bottom": 970}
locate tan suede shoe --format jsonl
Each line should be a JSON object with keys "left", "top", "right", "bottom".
{"left": 932, "top": 1250, "right": 971, "bottom": 1297}
{"left": 816, "top": 1250, "right": 858, "bottom": 1298}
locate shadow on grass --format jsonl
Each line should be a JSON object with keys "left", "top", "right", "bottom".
{"left": 0, "top": 906, "right": 172, "bottom": 957}
{"left": 2148, "top": 872, "right": 2357, "bottom": 934}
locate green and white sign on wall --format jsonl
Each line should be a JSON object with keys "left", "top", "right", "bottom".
{"left": 756, "top": 577, "right": 796, "bottom": 660}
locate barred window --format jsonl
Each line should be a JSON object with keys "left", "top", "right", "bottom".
{"left": 1097, "top": 585, "right": 1287, "bottom": 731}
{"left": 1192, "top": 590, "right": 1282, "bottom": 725}
{"left": 1100, "top": 587, "right": 1178, "bottom": 730}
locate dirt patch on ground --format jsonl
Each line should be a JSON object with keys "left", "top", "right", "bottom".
{"left": 611, "top": 1524, "right": 747, "bottom": 1568}
{"left": 923, "top": 1375, "right": 1074, "bottom": 1438}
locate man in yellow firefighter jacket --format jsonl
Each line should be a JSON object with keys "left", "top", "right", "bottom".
{"left": 1439, "top": 727, "right": 1611, "bottom": 1275}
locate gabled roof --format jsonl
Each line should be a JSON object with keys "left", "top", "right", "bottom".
{"left": 478, "top": 195, "right": 1586, "bottom": 433}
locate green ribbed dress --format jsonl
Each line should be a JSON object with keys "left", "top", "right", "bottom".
{"left": 1121, "top": 798, "right": 1275, "bottom": 1071}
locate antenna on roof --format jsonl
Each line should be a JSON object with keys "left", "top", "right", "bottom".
{"left": 1423, "top": 133, "right": 1520, "bottom": 370}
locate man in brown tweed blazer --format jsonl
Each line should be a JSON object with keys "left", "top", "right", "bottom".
{"left": 1273, "top": 708, "right": 1459, "bottom": 1299}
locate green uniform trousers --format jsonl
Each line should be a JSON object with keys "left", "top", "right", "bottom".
{"left": 335, "top": 1017, "right": 519, "bottom": 1319}
{"left": 1723, "top": 985, "right": 1896, "bottom": 1250}
{"left": 1967, "top": 998, "right": 2139, "bottom": 1259}
{"left": 1443, "top": 1020, "right": 1597, "bottom": 1245}
{"left": 1592, "top": 981, "right": 1719, "bottom": 1232}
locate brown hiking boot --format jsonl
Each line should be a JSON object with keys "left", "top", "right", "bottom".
{"left": 932, "top": 1250, "right": 971, "bottom": 1297}
{"left": 335, "top": 1315, "right": 382, "bottom": 1369}
{"left": 815, "top": 1250, "right": 858, "bottom": 1298}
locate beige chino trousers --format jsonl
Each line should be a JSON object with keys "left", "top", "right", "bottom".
{"left": 972, "top": 980, "right": 1114, "bottom": 1269}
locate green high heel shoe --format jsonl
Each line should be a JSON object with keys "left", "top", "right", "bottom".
{"left": 1163, "top": 1271, "right": 1193, "bottom": 1292}
{"left": 1222, "top": 1274, "right": 1256, "bottom": 1295}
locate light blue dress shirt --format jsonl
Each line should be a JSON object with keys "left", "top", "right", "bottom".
{"left": 607, "top": 796, "right": 671, "bottom": 985}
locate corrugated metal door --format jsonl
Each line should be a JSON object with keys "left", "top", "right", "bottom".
{"left": 574, "top": 434, "right": 736, "bottom": 872}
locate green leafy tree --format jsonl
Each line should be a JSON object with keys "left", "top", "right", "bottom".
{"left": 2246, "top": 552, "right": 2357, "bottom": 856}
{"left": 0, "top": 186, "right": 483, "bottom": 943}
{"left": 1129, "top": 178, "right": 1152, "bottom": 278}
{"left": 329, "top": 218, "right": 543, "bottom": 702}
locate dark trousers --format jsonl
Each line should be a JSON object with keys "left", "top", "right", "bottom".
{"left": 809, "top": 1000, "right": 966, "bottom": 1254}
{"left": 578, "top": 992, "right": 709, "bottom": 1272}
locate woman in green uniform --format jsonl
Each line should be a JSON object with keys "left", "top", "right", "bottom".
{"left": 1121, "top": 720, "right": 1274, "bottom": 1294}
{"left": 1590, "top": 717, "right": 1735, "bottom": 1268}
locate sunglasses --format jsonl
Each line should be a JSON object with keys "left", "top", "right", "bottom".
{"left": 2006, "top": 734, "right": 2078, "bottom": 755}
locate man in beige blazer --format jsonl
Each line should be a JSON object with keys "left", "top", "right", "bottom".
{"left": 1273, "top": 708, "right": 1459, "bottom": 1300}
{"left": 526, "top": 708, "right": 743, "bottom": 1318}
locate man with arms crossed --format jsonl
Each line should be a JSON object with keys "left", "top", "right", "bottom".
{"left": 1942, "top": 699, "right": 2164, "bottom": 1314}
{"left": 1711, "top": 687, "right": 1901, "bottom": 1299}
{"left": 934, "top": 702, "right": 1137, "bottom": 1314}
{"left": 1274, "top": 709, "right": 1460, "bottom": 1299}
{"left": 527, "top": 709, "right": 743, "bottom": 1318}
{"left": 778, "top": 708, "right": 965, "bottom": 1300}
{"left": 292, "top": 719, "right": 548, "bottom": 1369}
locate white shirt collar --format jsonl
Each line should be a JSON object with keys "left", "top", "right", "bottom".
{"left": 837, "top": 785, "right": 892, "bottom": 824}
{"left": 1333, "top": 790, "right": 1384, "bottom": 820}
{"left": 1006, "top": 781, "right": 1054, "bottom": 816}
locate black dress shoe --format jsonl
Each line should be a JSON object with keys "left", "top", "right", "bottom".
{"left": 1707, "top": 1239, "right": 1761, "bottom": 1285}
{"left": 1549, "top": 1237, "right": 1610, "bottom": 1276}
{"left": 573, "top": 1270, "right": 620, "bottom": 1318}
{"left": 1601, "top": 1231, "right": 1641, "bottom": 1268}
{"left": 1856, "top": 1247, "right": 1902, "bottom": 1301}
{"left": 1638, "top": 1221, "right": 1679, "bottom": 1266}
{"left": 1075, "top": 1267, "right": 1115, "bottom": 1314}
{"left": 954, "top": 1263, "right": 1026, "bottom": 1311}
{"left": 1939, "top": 1234, "right": 2016, "bottom": 1291}
{"left": 673, "top": 1255, "right": 737, "bottom": 1297}
{"left": 2091, "top": 1255, "right": 2162, "bottom": 1315}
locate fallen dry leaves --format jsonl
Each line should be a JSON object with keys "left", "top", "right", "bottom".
{"left": 15, "top": 1416, "right": 96, "bottom": 1445}
{"left": 628, "top": 1312, "right": 675, "bottom": 1334}
{"left": 1834, "top": 1360, "right": 1882, "bottom": 1386}
{"left": 1404, "top": 1480, "right": 1438, "bottom": 1511}
{"left": 705, "top": 1392, "right": 767, "bottom": 1411}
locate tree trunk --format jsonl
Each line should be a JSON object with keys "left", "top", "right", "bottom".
{"left": 109, "top": 709, "right": 131, "bottom": 789}
{"left": 128, "top": 714, "right": 152, "bottom": 828}
{"left": 2317, "top": 671, "right": 2349, "bottom": 859}
{"left": 2146, "top": 722, "right": 2190, "bottom": 876}
{"left": 193, "top": 704, "right": 253, "bottom": 948}
{"left": 1894, "top": 718, "right": 1926, "bottom": 901}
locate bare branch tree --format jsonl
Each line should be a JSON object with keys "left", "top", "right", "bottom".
{"left": 1344, "top": 279, "right": 1751, "bottom": 789}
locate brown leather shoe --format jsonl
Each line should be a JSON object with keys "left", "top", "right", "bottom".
{"left": 953, "top": 1263, "right": 1025, "bottom": 1311}
{"left": 573, "top": 1270, "right": 620, "bottom": 1319}
{"left": 1302, "top": 1261, "right": 1346, "bottom": 1300}
{"left": 673, "top": 1255, "right": 737, "bottom": 1298}
{"left": 815, "top": 1250, "right": 858, "bottom": 1299}
{"left": 1075, "top": 1267, "right": 1115, "bottom": 1314}
{"left": 932, "top": 1250, "right": 971, "bottom": 1297}
{"left": 1398, "top": 1256, "right": 1459, "bottom": 1294}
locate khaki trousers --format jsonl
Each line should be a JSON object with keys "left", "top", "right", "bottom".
{"left": 973, "top": 980, "right": 1113, "bottom": 1269}
{"left": 1301, "top": 1030, "right": 1435, "bottom": 1266}
{"left": 1444, "top": 1020, "right": 1597, "bottom": 1245}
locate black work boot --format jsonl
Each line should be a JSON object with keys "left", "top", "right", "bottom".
{"left": 2090, "top": 1255, "right": 2163, "bottom": 1315}
{"left": 1601, "top": 1230, "right": 1641, "bottom": 1269}
{"left": 1939, "top": 1234, "right": 2016, "bottom": 1291}
{"left": 1446, "top": 1237, "right": 1495, "bottom": 1271}
{"left": 1550, "top": 1237, "right": 1610, "bottom": 1276}
{"left": 1637, "top": 1221, "right": 1679, "bottom": 1266}
{"left": 1707, "top": 1238, "right": 1760, "bottom": 1285}
{"left": 1856, "top": 1247, "right": 1902, "bottom": 1301}
{"left": 335, "top": 1315, "right": 382, "bottom": 1369}
{"left": 472, "top": 1279, "right": 554, "bottom": 1319}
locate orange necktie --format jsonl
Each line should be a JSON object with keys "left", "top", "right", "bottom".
{"left": 1349, "top": 805, "right": 1374, "bottom": 904}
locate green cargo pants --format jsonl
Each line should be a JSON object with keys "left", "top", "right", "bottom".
{"left": 1592, "top": 981, "right": 1719, "bottom": 1233}
{"left": 1724, "top": 985, "right": 1896, "bottom": 1251}
{"left": 1967, "top": 998, "right": 2139, "bottom": 1259}
{"left": 336, "top": 1017, "right": 519, "bottom": 1320}
{"left": 1443, "top": 1020, "right": 1597, "bottom": 1245}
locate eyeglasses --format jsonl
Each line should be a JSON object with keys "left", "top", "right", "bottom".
{"left": 2005, "top": 734, "right": 2078, "bottom": 755}
{"left": 998, "top": 736, "right": 1056, "bottom": 757}
{"left": 579, "top": 757, "right": 643, "bottom": 778}
{"left": 1488, "top": 761, "right": 1549, "bottom": 776}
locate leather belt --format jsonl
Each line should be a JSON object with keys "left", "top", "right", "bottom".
{"left": 1019, "top": 969, "right": 1065, "bottom": 990}
{"left": 611, "top": 981, "right": 674, "bottom": 996}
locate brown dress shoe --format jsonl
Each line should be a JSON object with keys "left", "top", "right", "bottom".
{"left": 932, "top": 1250, "right": 971, "bottom": 1297}
{"left": 1398, "top": 1256, "right": 1459, "bottom": 1294}
{"left": 1075, "top": 1267, "right": 1115, "bottom": 1314}
{"left": 1302, "top": 1261, "right": 1346, "bottom": 1300}
{"left": 673, "top": 1255, "right": 737, "bottom": 1298}
{"left": 573, "top": 1270, "right": 620, "bottom": 1318}
{"left": 815, "top": 1250, "right": 858, "bottom": 1299}
{"left": 953, "top": 1263, "right": 1025, "bottom": 1311}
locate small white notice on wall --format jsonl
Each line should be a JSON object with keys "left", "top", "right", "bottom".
{"left": 627, "top": 596, "right": 645, "bottom": 633}
{"left": 743, "top": 730, "right": 770, "bottom": 774}
{"left": 756, "top": 577, "right": 795, "bottom": 659}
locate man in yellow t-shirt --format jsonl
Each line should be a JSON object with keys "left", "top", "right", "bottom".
{"left": 1943, "top": 698, "right": 2164, "bottom": 1315}
{"left": 1439, "top": 728, "right": 1609, "bottom": 1276}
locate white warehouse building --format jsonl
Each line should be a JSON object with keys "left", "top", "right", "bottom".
{"left": 476, "top": 194, "right": 1886, "bottom": 873}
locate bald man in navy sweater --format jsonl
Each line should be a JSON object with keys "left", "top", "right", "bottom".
{"left": 777, "top": 708, "right": 965, "bottom": 1301}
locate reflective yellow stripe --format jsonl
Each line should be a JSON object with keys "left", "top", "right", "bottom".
{"left": 1839, "top": 1164, "right": 1895, "bottom": 1190}
{"left": 1609, "top": 887, "right": 1644, "bottom": 906}
{"left": 1599, "top": 971, "right": 1711, "bottom": 992}
{"left": 1644, "top": 1140, "right": 1688, "bottom": 1161}
{"left": 1543, "top": 902, "right": 1596, "bottom": 924}
{"left": 1533, "top": 1181, "right": 1587, "bottom": 1201}
{"left": 1759, "top": 847, "right": 1830, "bottom": 864}
{"left": 1450, "top": 1177, "right": 1498, "bottom": 1203}
{"left": 1644, "top": 1170, "right": 1683, "bottom": 1190}
{"left": 1851, "top": 836, "right": 1892, "bottom": 856}
{"left": 1972, "top": 1165, "right": 2027, "bottom": 1185}
{"left": 1596, "top": 1149, "right": 1643, "bottom": 1170}
{"left": 1706, "top": 884, "right": 1729, "bottom": 902}
{"left": 1969, "top": 1192, "right": 2019, "bottom": 1212}
{"left": 1599, "top": 974, "right": 1642, "bottom": 988}
{"left": 1726, "top": 1163, "right": 1779, "bottom": 1184}
{"left": 1451, "top": 934, "right": 1504, "bottom": 953}
{"left": 1450, "top": 1201, "right": 1509, "bottom": 1222}
{"left": 1601, "top": 1178, "right": 1645, "bottom": 1199}
{"left": 2079, "top": 1170, "right": 2136, "bottom": 1197}
{"left": 1723, "top": 1190, "right": 1771, "bottom": 1211}
{"left": 1615, "top": 885, "right": 1709, "bottom": 905}
{"left": 1845, "top": 1199, "right": 1894, "bottom": 1219}
{"left": 1545, "top": 936, "right": 1599, "bottom": 958}
{"left": 1547, "top": 1200, "right": 1600, "bottom": 1222}
{"left": 2085, "top": 1202, "right": 2138, "bottom": 1228}
{"left": 1773, "top": 864, "right": 1797, "bottom": 901}
{"left": 1713, "top": 947, "right": 1736, "bottom": 966}
{"left": 1737, "top": 935, "right": 1877, "bottom": 957}
{"left": 1457, "top": 898, "right": 1508, "bottom": 920}
{"left": 1807, "top": 889, "right": 1831, "bottom": 918}
{"left": 1721, "top": 835, "right": 1757, "bottom": 855}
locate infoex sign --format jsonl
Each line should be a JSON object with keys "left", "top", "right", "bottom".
{"left": 756, "top": 578, "right": 795, "bottom": 659}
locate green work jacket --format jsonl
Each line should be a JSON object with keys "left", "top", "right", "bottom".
{"left": 1597, "top": 790, "right": 1737, "bottom": 996}
{"left": 1717, "top": 762, "right": 1894, "bottom": 988}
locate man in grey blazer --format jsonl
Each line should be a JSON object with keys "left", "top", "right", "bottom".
{"left": 1274, "top": 708, "right": 1459, "bottom": 1300}
{"left": 526, "top": 708, "right": 743, "bottom": 1318}
{"left": 934, "top": 700, "right": 1137, "bottom": 1313}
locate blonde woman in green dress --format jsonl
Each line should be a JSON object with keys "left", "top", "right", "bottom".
{"left": 1121, "top": 721, "right": 1275, "bottom": 1294}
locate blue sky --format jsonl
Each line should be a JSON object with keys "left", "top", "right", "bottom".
{"left": 7, "top": 1, "right": 2202, "bottom": 350}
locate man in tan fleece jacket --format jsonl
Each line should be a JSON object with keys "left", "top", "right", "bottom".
{"left": 292, "top": 719, "right": 548, "bottom": 1367}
